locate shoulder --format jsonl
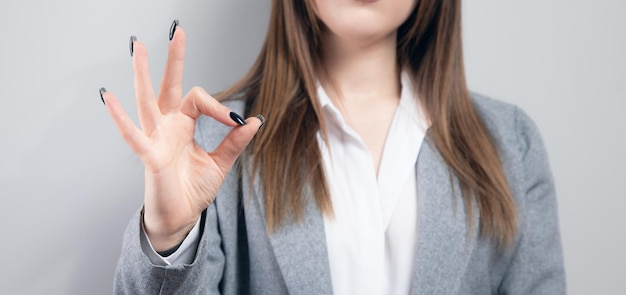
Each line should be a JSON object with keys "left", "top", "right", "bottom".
{"left": 470, "top": 92, "right": 553, "bottom": 201}
{"left": 470, "top": 92, "right": 555, "bottom": 213}
{"left": 470, "top": 92, "right": 545, "bottom": 159}
{"left": 194, "top": 98, "right": 247, "bottom": 151}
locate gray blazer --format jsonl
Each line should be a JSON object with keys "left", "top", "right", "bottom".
{"left": 114, "top": 93, "right": 566, "bottom": 294}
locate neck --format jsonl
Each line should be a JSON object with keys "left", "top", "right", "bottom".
{"left": 318, "top": 31, "right": 401, "bottom": 103}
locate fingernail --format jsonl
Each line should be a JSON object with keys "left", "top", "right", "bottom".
{"left": 169, "top": 19, "right": 179, "bottom": 41}
{"left": 255, "top": 114, "right": 265, "bottom": 129}
{"left": 229, "top": 112, "right": 246, "bottom": 126}
{"left": 129, "top": 35, "right": 137, "bottom": 57}
{"left": 99, "top": 87, "right": 106, "bottom": 105}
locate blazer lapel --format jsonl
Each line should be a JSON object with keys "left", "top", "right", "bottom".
{"left": 243, "top": 167, "right": 334, "bottom": 294}
{"left": 411, "top": 138, "right": 479, "bottom": 294}
{"left": 241, "top": 136, "right": 477, "bottom": 294}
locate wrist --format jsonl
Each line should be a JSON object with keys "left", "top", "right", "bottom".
{"left": 142, "top": 209, "right": 199, "bottom": 252}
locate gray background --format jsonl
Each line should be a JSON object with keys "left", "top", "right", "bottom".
{"left": 0, "top": 0, "right": 623, "bottom": 294}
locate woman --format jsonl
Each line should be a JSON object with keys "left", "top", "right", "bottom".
{"left": 103, "top": 0, "right": 565, "bottom": 294}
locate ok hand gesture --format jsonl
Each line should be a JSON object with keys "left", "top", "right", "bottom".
{"left": 101, "top": 20, "right": 263, "bottom": 251}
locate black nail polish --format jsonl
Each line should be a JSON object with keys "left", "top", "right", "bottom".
{"left": 99, "top": 87, "right": 106, "bottom": 105}
{"left": 230, "top": 112, "right": 246, "bottom": 126}
{"left": 169, "top": 20, "right": 179, "bottom": 41}
{"left": 129, "top": 35, "right": 137, "bottom": 57}
{"left": 255, "top": 114, "right": 265, "bottom": 129}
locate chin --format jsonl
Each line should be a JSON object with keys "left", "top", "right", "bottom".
{"left": 315, "top": 0, "right": 417, "bottom": 43}
{"left": 324, "top": 12, "right": 402, "bottom": 43}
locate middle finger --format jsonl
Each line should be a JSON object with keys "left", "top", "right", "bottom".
{"left": 158, "top": 20, "right": 186, "bottom": 114}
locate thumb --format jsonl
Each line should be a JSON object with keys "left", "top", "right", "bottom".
{"left": 210, "top": 115, "right": 264, "bottom": 173}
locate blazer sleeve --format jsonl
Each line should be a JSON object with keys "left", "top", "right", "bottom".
{"left": 499, "top": 108, "right": 567, "bottom": 294}
{"left": 113, "top": 204, "right": 225, "bottom": 294}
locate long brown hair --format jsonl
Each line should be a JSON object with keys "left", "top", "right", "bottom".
{"left": 218, "top": 0, "right": 517, "bottom": 248}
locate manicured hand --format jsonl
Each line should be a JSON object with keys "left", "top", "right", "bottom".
{"left": 101, "top": 20, "right": 263, "bottom": 251}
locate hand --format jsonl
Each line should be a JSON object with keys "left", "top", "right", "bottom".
{"left": 101, "top": 22, "right": 263, "bottom": 251}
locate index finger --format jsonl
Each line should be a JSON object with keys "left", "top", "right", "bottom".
{"left": 180, "top": 86, "right": 246, "bottom": 127}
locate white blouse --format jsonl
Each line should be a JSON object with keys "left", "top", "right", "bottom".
{"left": 318, "top": 72, "right": 428, "bottom": 294}
{"left": 141, "top": 72, "right": 429, "bottom": 294}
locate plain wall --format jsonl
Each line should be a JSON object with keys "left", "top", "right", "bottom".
{"left": 0, "top": 0, "right": 623, "bottom": 294}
